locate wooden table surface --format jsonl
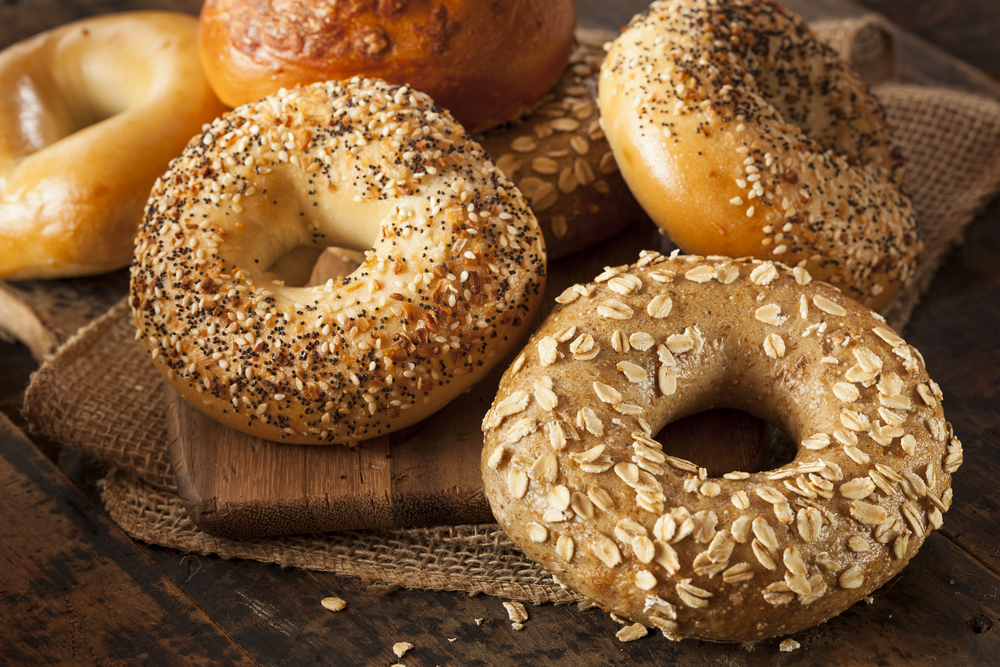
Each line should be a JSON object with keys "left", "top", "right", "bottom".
{"left": 3, "top": 0, "right": 1000, "bottom": 665}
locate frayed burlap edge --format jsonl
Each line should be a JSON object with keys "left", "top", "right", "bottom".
{"left": 24, "top": 299, "right": 176, "bottom": 489}
{"left": 99, "top": 466, "right": 584, "bottom": 605}
{"left": 21, "top": 17, "right": 1000, "bottom": 603}
{"left": 878, "top": 83, "right": 1000, "bottom": 328}
{"left": 814, "top": 15, "right": 898, "bottom": 85}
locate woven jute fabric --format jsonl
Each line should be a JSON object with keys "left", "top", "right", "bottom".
{"left": 22, "top": 18, "right": 1000, "bottom": 604}
{"left": 99, "top": 466, "right": 584, "bottom": 604}
{"left": 814, "top": 15, "right": 898, "bottom": 84}
{"left": 879, "top": 83, "right": 1000, "bottom": 326}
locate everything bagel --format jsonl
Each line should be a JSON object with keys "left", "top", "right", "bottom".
{"left": 0, "top": 12, "right": 226, "bottom": 279}
{"left": 131, "top": 78, "right": 546, "bottom": 445}
{"left": 598, "top": 0, "right": 920, "bottom": 311}
{"left": 482, "top": 252, "right": 961, "bottom": 642}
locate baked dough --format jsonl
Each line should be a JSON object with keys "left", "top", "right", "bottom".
{"left": 478, "top": 38, "right": 642, "bottom": 260}
{"left": 0, "top": 12, "right": 226, "bottom": 279}
{"left": 131, "top": 78, "right": 546, "bottom": 444}
{"left": 482, "top": 252, "right": 960, "bottom": 641}
{"left": 598, "top": 0, "right": 920, "bottom": 311}
{"left": 198, "top": 0, "right": 576, "bottom": 133}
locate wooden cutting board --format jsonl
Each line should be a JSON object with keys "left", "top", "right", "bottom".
{"left": 167, "top": 391, "right": 770, "bottom": 541}
{"left": 166, "top": 222, "right": 772, "bottom": 540}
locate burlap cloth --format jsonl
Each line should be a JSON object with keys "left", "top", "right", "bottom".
{"left": 23, "top": 18, "right": 1000, "bottom": 605}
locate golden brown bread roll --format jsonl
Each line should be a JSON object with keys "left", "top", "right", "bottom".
{"left": 198, "top": 0, "right": 576, "bottom": 133}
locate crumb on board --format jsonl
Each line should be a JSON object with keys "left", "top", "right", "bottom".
{"left": 503, "top": 601, "right": 528, "bottom": 624}
{"left": 780, "top": 639, "right": 801, "bottom": 652}
{"left": 320, "top": 597, "right": 347, "bottom": 612}
{"left": 616, "top": 623, "right": 649, "bottom": 642}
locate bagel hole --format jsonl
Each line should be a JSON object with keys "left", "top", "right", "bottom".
{"left": 263, "top": 246, "right": 325, "bottom": 286}
{"left": 265, "top": 246, "right": 366, "bottom": 288}
{"left": 656, "top": 409, "right": 796, "bottom": 478}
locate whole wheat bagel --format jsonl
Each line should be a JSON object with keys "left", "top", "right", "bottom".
{"left": 477, "top": 37, "right": 642, "bottom": 260}
{"left": 0, "top": 12, "right": 226, "bottom": 279}
{"left": 597, "top": 0, "right": 920, "bottom": 311}
{"left": 482, "top": 252, "right": 961, "bottom": 642}
{"left": 131, "top": 78, "right": 546, "bottom": 445}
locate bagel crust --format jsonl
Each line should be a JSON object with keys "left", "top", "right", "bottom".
{"left": 198, "top": 0, "right": 576, "bottom": 133}
{"left": 598, "top": 0, "right": 920, "bottom": 311}
{"left": 478, "top": 39, "right": 641, "bottom": 260}
{"left": 0, "top": 12, "right": 226, "bottom": 280}
{"left": 131, "top": 78, "right": 546, "bottom": 445}
{"left": 482, "top": 253, "right": 961, "bottom": 642}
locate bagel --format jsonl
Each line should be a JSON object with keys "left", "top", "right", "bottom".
{"left": 0, "top": 12, "right": 227, "bottom": 280}
{"left": 482, "top": 252, "right": 961, "bottom": 642}
{"left": 130, "top": 78, "right": 546, "bottom": 445}
{"left": 597, "top": 0, "right": 920, "bottom": 311}
{"left": 197, "top": 0, "right": 576, "bottom": 133}
{"left": 477, "top": 38, "right": 643, "bottom": 260}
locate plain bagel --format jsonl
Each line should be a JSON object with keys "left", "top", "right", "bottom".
{"left": 598, "top": 0, "right": 920, "bottom": 311}
{"left": 482, "top": 252, "right": 961, "bottom": 642}
{"left": 131, "top": 78, "right": 546, "bottom": 445}
{"left": 198, "top": 0, "right": 576, "bottom": 133}
{"left": 0, "top": 12, "right": 226, "bottom": 279}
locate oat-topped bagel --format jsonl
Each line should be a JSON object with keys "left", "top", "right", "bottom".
{"left": 481, "top": 252, "right": 961, "bottom": 642}
{"left": 598, "top": 0, "right": 920, "bottom": 311}
{"left": 477, "top": 37, "right": 642, "bottom": 259}
{"left": 131, "top": 78, "right": 546, "bottom": 445}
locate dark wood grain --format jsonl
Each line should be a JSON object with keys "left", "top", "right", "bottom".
{"left": 130, "top": 527, "right": 1000, "bottom": 666}
{"left": 0, "top": 413, "right": 257, "bottom": 666}
{"left": 788, "top": 0, "right": 1000, "bottom": 98}
{"left": 902, "top": 194, "right": 1000, "bottom": 576}
{"left": 855, "top": 0, "right": 1000, "bottom": 80}
{"left": 169, "top": 385, "right": 769, "bottom": 540}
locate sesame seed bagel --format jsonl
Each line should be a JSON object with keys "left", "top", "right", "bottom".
{"left": 198, "top": 0, "right": 576, "bottom": 134}
{"left": 597, "top": 0, "right": 921, "bottom": 311}
{"left": 0, "top": 12, "right": 226, "bottom": 280}
{"left": 481, "top": 252, "right": 961, "bottom": 642}
{"left": 131, "top": 78, "right": 546, "bottom": 445}
{"left": 477, "top": 37, "right": 642, "bottom": 259}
